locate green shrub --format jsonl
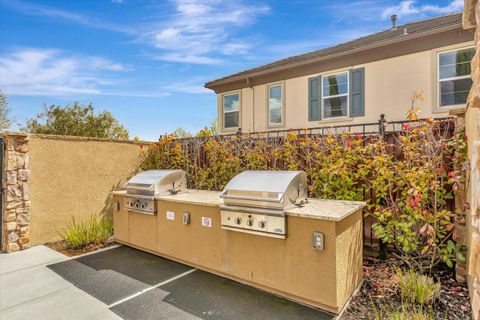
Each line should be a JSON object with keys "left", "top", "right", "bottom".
{"left": 373, "top": 296, "right": 440, "bottom": 320}
{"left": 396, "top": 268, "right": 441, "bottom": 305}
{"left": 381, "top": 310, "right": 434, "bottom": 320}
{"left": 140, "top": 121, "right": 462, "bottom": 271}
{"left": 59, "top": 215, "right": 113, "bottom": 248}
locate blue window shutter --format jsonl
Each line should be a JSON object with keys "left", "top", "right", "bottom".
{"left": 308, "top": 76, "right": 322, "bottom": 121}
{"left": 349, "top": 68, "right": 365, "bottom": 117}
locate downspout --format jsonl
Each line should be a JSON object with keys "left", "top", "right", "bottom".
{"left": 247, "top": 77, "right": 254, "bottom": 133}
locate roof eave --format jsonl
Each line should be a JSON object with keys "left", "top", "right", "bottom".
{"left": 204, "top": 22, "right": 463, "bottom": 91}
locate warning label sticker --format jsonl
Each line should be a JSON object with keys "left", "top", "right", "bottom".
{"left": 201, "top": 217, "right": 212, "bottom": 228}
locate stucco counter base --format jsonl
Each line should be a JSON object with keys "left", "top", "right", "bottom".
{"left": 112, "top": 191, "right": 364, "bottom": 314}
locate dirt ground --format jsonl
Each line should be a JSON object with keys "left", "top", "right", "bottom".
{"left": 340, "top": 257, "right": 472, "bottom": 320}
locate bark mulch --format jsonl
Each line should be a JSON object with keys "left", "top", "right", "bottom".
{"left": 340, "top": 257, "right": 472, "bottom": 320}
{"left": 45, "top": 239, "right": 116, "bottom": 257}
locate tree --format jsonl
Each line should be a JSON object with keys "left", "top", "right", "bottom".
{"left": 210, "top": 118, "right": 218, "bottom": 135}
{"left": 195, "top": 118, "right": 218, "bottom": 137}
{"left": 0, "top": 90, "right": 12, "bottom": 131}
{"left": 171, "top": 127, "right": 192, "bottom": 138}
{"left": 25, "top": 102, "right": 129, "bottom": 139}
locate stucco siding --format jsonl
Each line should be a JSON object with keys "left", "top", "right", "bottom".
{"left": 218, "top": 41, "right": 474, "bottom": 134}
{"left": 114, "top": 195, "right": 363, "bottom": 313}
{"left": 28, "top": 135, "right": 143, "bottom": 245}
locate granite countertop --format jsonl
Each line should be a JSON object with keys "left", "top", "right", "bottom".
{"left": 112, "top": 190, "right": 364, "bottom": 220}
{"left": 285, "top": 199, "right": 365, "bottom": 221}
{"left": 156, "top": 190, "right": 222, "bottom": 207}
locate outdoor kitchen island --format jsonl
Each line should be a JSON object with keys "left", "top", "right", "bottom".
{"left": 112, "top": 172, "right": 364, "bottom": 315}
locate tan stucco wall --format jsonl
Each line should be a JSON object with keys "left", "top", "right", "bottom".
{"left": 335, "top": 210, "right": 363, "bottom": 309}
{"left": 28, "top": 135, "right": 144, "bottom": 245}
{"left": 113, "top": 196, "right": 363, "bottom": 313}
{"left": 217, "top": 41, "right": 474, "bottom": 134}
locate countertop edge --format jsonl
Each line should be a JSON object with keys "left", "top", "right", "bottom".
{"left": 155, "top": 197, "right": 220, "bottom": 208}
{"left": 112, "top": 190, "right": 366, "bottom": 221}
{"left": 285, "top": 205, "right": 364, "bottom": 222}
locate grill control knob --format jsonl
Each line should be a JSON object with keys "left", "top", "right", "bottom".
{"left": 258, "top": 221, "right": 266, "bottom": 228}
{"left": 246, "top": 218, "right": 254, "bottom": 227}
{"left": 235, "top": 217, "right": 242, "bottom": 225}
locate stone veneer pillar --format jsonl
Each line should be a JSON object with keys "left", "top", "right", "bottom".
{"left": 463, "top": 1, "right": 480, "bottom": 319}
{"left": 449, "top": 108, "right": 469, "bottom": 283}
{"left": 2, "top": 133, "right": 30, "bottom": 252}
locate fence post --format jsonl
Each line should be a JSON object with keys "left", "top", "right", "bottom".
{"left": 378, "top": 114, "right": 387, "bottom": 139}
{"left": 377, "top": 114, "right": 388, "bottom": 258}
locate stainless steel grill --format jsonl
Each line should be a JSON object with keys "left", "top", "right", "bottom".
{"left": 123, "top": 170, "right": 186, "bottom": 215}
{"left": 220, "top": 171, "right": 307, "bottom": 238}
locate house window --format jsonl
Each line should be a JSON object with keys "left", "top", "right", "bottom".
{"left": 438, "top": 47, "right": 475, "bottom": 108}
{"left": 322, "top": 72, "right": 349, "bottom": 118}
{"left": 223, "top": 93, "right": 240, "bottom": 129}
{"left": 268, "top": 84, "right": 283, "bottom": 125}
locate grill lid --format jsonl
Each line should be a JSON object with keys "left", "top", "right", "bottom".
{"left": 220, "top": 171, "right": 307, "bottom": 210}
{"left": 124, "top": 169, "right": 186, "bottom": 197}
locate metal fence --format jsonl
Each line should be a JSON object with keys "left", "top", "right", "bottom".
{"left": 173, "top": 114, "right": 452, "bottom": 141}
{"left": 158, "top": 115, "right": 456, "bottom": 252}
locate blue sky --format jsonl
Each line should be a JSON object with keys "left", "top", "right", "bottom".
{"left": 0, "top": 0, "right": 464, "bottom": 140}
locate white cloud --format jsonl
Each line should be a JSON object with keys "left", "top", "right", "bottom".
{"left": 162, "top": 83, "right": 210, "bottom": 94}
{"left": 0, "top": 48, "right": 166, "bottom": 97}
{"left": 86, "top": 57, "right": 132, "bottom": 72}
{"left": 155, "top": 53, "right": 222, "bottom": 65}
{"left": 381, "top": 0, "right": 463, "bottom": 19}
{"left": 320, "top": 1, "right": 391, "bottom": 22}
{"left": 222, "top": 43, "right": 250, "bottom": 55}
{"left": 100, "top": 90, "right": 171, "bottom": 98}
{"left": 147, "top": 0, "right": 270, "bottom": 64}
{"left": 4, "top": 0, "right": 133, "bottom": 33}
{"left": 5, "top": 0, "right": 269, "bottom": 65}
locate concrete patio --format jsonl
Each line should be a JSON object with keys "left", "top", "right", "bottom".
{"left": 0, "top": 245, "right": 123, "bottom": 320}
{"left": 0, "top": 245, "right": 335, "bottom": 320}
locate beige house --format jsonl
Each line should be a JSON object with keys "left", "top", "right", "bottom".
{"left": 205, "top": 13, "right": 475, "bottom": 134}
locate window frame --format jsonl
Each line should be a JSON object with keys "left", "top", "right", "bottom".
{"left": 436, "top": 46, "right": 475, "bottom": 109}
{"left": 222, "top": 91, "right": 241, "bottom": 130}
{"left": 266, "top": 82, "right": 285, "bottom": 127}
{"left": 321, "top": 71, "right": 350, "bottom": 119}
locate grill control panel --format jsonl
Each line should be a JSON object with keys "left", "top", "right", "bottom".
{"left": 221, "top": 210, "right": 285, "bottom": 239}
{"left": 124, "top": 197, "right": 156, "bottom": 215}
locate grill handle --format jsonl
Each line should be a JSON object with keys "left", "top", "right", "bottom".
{"left": 220, "top": 191, "right": 284, "bottom": 203}
{"left": 123, "top": 183, "right": 155, "bottom": 192}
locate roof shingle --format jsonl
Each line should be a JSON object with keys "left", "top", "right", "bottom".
{"left": 205, "top": 12, "right": 463, "bottom": 88}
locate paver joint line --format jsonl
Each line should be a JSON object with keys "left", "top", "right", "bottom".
{"left": 108, "top": 268, "right": 197, "bottom": 308}
{"left": 0, "top": 257, "right": 70, "bottom": 276}
{"left": 0, "top": 285, "right": 74, "bottom": 312}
